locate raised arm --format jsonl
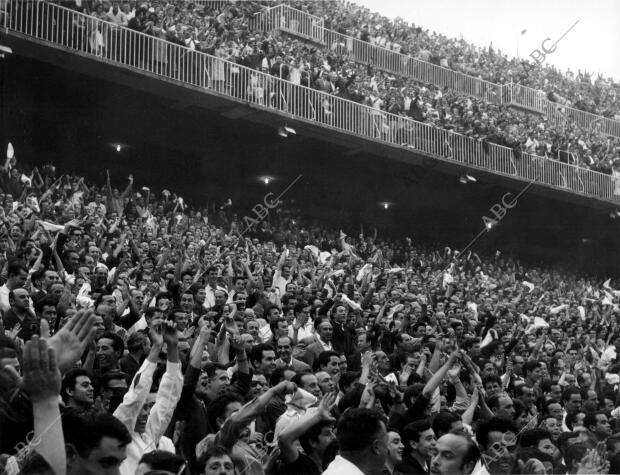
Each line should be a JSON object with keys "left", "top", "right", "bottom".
{"left": 278, "top": 393, "right": 336, "bottom": 464}
{"left": 144, "top": 322, "right": 183, "bottom": 445}
{"left": 21, "top": 335, "right": 65, "bottom": 475}
{"left": 113, "top": 319, "right": 164, "bottom": 431}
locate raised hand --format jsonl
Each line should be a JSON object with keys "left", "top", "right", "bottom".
{"left": 47, "top": 309, "right": 96, "bottom": 374}
{"left": 6, "top": 322, "right": 21, "bottom": 340}
{"left": 21, "top": 336, "right": 61, "bottom": 402}
{"left": 163, "top": 321, "right": 178, "bottom": 347}
{"left": 317, "top": 393, "right": 337, "bottom": 422}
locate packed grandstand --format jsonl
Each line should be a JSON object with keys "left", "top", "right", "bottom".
{"left": 0, "top": 1, "right": 620, "bottom": 475}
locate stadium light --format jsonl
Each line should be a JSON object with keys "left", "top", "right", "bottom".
{"left": 277, "top": 124, "right": 296, "bottom": 138}
{"left": 0, "top": 45, "right": 12, "bottom": 59}
{"left": 459, "top": 174, "right": 476, "bottom": 184}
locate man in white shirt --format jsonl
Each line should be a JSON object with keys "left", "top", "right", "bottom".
{"left": 203, "top": 266, "right": 227, "bottom": 310}
{"left": 114, "top": 320, "right": 183, "bottom": 475}
{"left": 323, "top": 408, "right": 388, "bottom": 475}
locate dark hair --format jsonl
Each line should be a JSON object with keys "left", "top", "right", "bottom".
{"left": 207, "top": 393, "right": 244, "bottom": 430}
{"left": 292, "top": 371, "right": 314, "bottom": 388}
{"left": 402, "top": 419, "right": 432, "bottom": 449}
{"left": 564, "top": 410, "right": 585, "bottom": 431}
{"left": 482, "top": 374, "right": 502, "bottom": 389}
{"left": 583, "top": 411, "right": 605, "bottom": 431}
{"left": 203, "top": 362, "right": 228, "bottom": 379}
{"left": 521, "top": 360, "right": 540, "bottom": 378}
{"left": 564, "top": 443, "right": 589, "bottom": 471}
{"left": 294, "top": 302, "right": 311, "bottom": 315}
{"left": 562, "top": 386, "right": 581, "bottom": 403}
{"left": 316, "top": 351, "right": 340, "bottom": 371}
{"left": 432, "top": 411, "right": 462, "bottom": 438}
{"left": 475, "top": 417, "right": 517, "bottom": 450}
{"left": 7, "top": 261, "right": 27, "bottom": 278}
{"left": 139, "top": 450, "right": 185, "bottom": 473}
{"left": 249, "top": 343, "right": 274, "bottom": 366}
{"left": 336, "top": 408, "right": 385, "bottom": 451}
{"left": 201, "top": 444, "right": 232, "bottom": 466}
{"left": 61, "top": 369, "right": 92, "bottom": 403}
{"left": 62, "top": 410, "right": 131, "bottom": 457}
{"left": 269, "top": 317, "right": 286, "bottom": 334}
{"left": 34, "top": 295, "right": 58, "bottom": 315}
{"left": 520, "top": 428, "right": 552, "bottom": 448}
{"left": 98, "top": 332, "right": 125, "bottom": 354}
{"left": 299, "top": 420, "right": 336, "bottom": 455}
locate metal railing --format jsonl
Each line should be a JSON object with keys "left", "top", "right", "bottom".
{"left": 2, "top": 0, "right": 619, "bottom": 203}
{"left": 251, "top": 2, "right": 325, "bottom": 44}
{"left": 255, "top": 4, "right": 620, "bottom": 138}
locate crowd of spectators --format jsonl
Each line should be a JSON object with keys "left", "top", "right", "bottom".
{"left": 291, "top": 0, "right": 620, "bottom": 121}
{"left": 44, "top": 0, "right": 620, "bottom": 174}
{"left": 0, "top": 138, "right": 619, "bottom": 475}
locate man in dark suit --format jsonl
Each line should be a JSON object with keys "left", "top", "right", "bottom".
{"left": 276, "top": 335, "right": 311, "bottom": 372}
{"left": 398, "top": 419, "right": 436, "bottom": 475}
{"left": 300, "top": 319, "right": 333, "bottom": 369}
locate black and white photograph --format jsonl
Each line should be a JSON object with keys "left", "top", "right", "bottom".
{"left": 0, "top": 0, "right": 619, "bottom": 474}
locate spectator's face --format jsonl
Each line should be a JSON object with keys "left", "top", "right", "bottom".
{"left": 68, "top": 375, "right": 94, "bottom": 406}
{"left": 375, "top": 351, "right": 390, "bottom": 372}
{"left": 566, "top": 393, "right": 582, "bottom": 412}
{"left": 96, "top": 338, "right": 120, "bottom": 369}
{"left": 68, "top": 434, "right": 128, "bottom": 475}
{"left": 40, "top": 305, "right": 58, "bottom": 327}
{"left": 549, "top": 384, "right": 562, "bottom": 402}
{"left": 92, "top": 315, "right": 105, "bottom": 339}
{"left": 387, "top": 431, "right": 404, "bottom": 464}
{"left": 591, "top": 414, "right": 612, "bottom": 438}
{"left": 316, "top": 371, "right": 335, "bottom": 394}
{"left": 258, "top": 350, "right": 276, "bottom": 376}
{"left": 204, "top": 454, "right": 235, "bottom": 475}
{"left": 173, "top": 312, "right": 189, "bottom": 331}
{"left": 482, "top": 430, "right": 517, "bottom": 475}
{"left": 10, "top": 288, "right": 29, "bottom": 310}
{"left": 246, "top": 321, "right": 259, "bottom": 338}
{"left": 548, "top": 402, "right": 564, "bottom": 422}
{"left": 412, "top": 428, "right": 436, "bottom": 458}
{"left": 495, "top": 396, "right": 515, "bottom": 419}
{"left": 42, "top": 270, "right": 59, "bottom": 290}
{"left": 207, "top": 369, "right": 230, "bottom": 395}
{"left": 250, "top": 375, "right": 268, "bottom": 398}
{"left": 318, "top": 322, "right": 333, "bottom": 342}
{"left": 214, "top": 291, "right": 227, "bottom": 306}
{"left": 542, "top": 417, "right": 561, "bottom": 439}
{"left": 300, "top": 374, "right": 321, "bottom": 397}
{"left": 430, "top": 434, "right": 473, "bottom": 475}
{"left": 9, "top": 269, "right": 28, "bottom": 289}
{"left": 519, "top": 387, "right": 535, "bottom": 406}
{"left": 321, "top": 356, "right": 341, "bottom": 376}
{"left": 180, "top": 293, "right": 194, "bottom": 313}
{"left": 484, "top": 381, "right": 501, "bottom": 397}
{"left": 276, "top": 337, "right": 292, "bottom": 361}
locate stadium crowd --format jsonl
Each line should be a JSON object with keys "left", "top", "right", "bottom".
{"left": 6, "top": 0, "right": 620, "bottom": 174}
{"left": 45, "top": 0, "right": 620, "bottom": 174}
{"left": 0, "top": 138, "right": 619, "bottom": 475}
{"left": 290, "top": 0, "right": 620, "bottom": 121}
